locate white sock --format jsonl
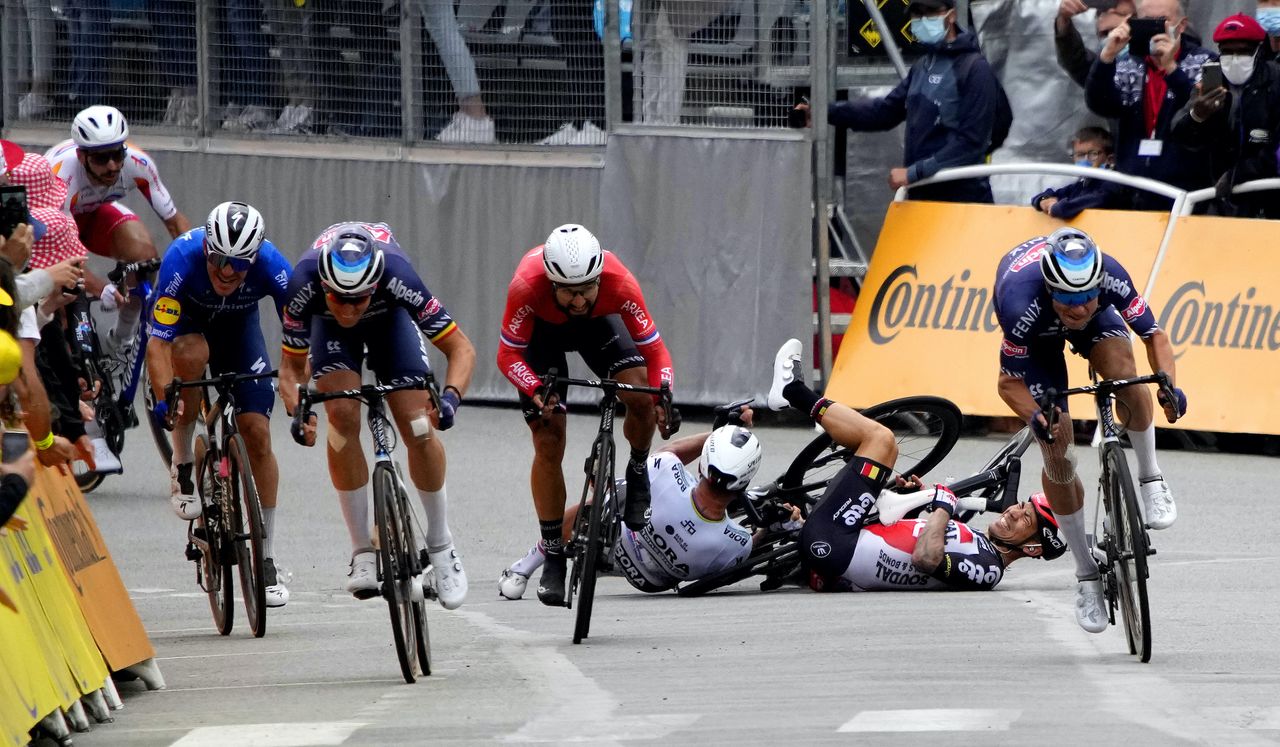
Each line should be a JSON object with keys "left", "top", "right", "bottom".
{"left": 1057, "top": 507, "right": 1099, "bottom": 579}
{"left": 338, "top": 486, "right": 372, "bottom": 552}
{"left": 115, "top": 297, "right": 142, "bottom": 339}
{"left": 511, "top": 542, "right": 546, "bottom": 577}
{"left": 172, "top": 420, "right": 196, "bottom": 465}
{"left": 261, "top": 507, "right": 276, "bottom": 560}
{"left": 1128, "top": 424, "right": 1161, "bottom": 482}
{"left": 417, "top": 484, "right": 453, "bottom": 552}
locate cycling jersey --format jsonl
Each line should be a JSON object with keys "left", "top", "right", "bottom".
{"left": 45, "top": 139, "right": 179, "bottom": 220}
{"left": 497, "top": 246, "right": 674, "bottom": 397}
{"left": 614, "top": 452, "right": 752, "bottom": 592}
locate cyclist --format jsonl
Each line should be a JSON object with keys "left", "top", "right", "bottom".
{"left": 146, "top": 202, "right": 292, "bottom": 607}
{"left": 769, "top": 339, "right": 1067, "bottom": 592}
{"left": 280, "top": 222, "right": 475, "bottom": 610}
{"left": 497, "top": 422, "right": 764, "bottom": 599}
{"left": 994, "top": 227, "right": 1184, "bottom": 632}
{"left": 45, "top": 105, "right": 193, "bottom": 348}
{"left": 497, "top": 223, "right": 676, "bottom": 607}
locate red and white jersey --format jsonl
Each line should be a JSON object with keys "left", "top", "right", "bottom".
{"left": 838, "top": 519, "right": 1006, "bottom": 592}
{"left": 496, "top": 246, "right": 674, "bottom": 396}
{"left": 45, "top": 139, "right": 179, "bottom": 220}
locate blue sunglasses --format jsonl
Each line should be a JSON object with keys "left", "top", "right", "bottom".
{"left": 207, "top": 253, "right": 253, "bottom": 273}
{"left": 1051, "top": 288, "right": 1100, "bottom": 306}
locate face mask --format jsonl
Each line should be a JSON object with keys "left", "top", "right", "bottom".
{"left": 1257, "top": 8, "right": 1280, "bottom": 36}
{"left": 1220, "top": 54, "right": 1256, "bottom": 86}
{"left": 1115, "top": 45, "right": 1130, "bottom": 61}
{"left": 911, "top": 15, "right": 948, "bottom": 45}
{"left": 1075, "top": 159, "right": 1095, "bottom": 168}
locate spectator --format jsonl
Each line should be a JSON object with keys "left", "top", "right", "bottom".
{"left": 1085, "top": 0, "right": 1215, "bottom": 210}
{"left": 67, "top": 0, "right": 112, "bottom": 106}
{"left": 1055, "top": 0, "right": 1136, "bottom": 89}
{"left": 820, "top": 0, "right": 1000, "bottom": 203}
{"left": 1, "top": 141, "right": 85, "bottom": 311}
{"left": 1259, "top": 0, "right": 1280, "bottom": 63}
{"left": 1031, "top": 126, "right": 1127, "bottom": 219}
{"left": 539, "top": 0, "right": 609, "bottom": 145}
{"left": 1171, "top": 14, "right": 1280, "bottom": 219}
{"left": 634, "top": 0, "right": 735, "bottom": 125}
{"left": 17, "top": 0, "right": 58, "bottom": 119}
{"left": 264, "top": 0, "right": 319, "bottom": 134}
{"left": 151, "top": 0, "right": 200, "bottom": 127}
{"left": 415, "top": 0, "right": 497, "bottom": 144}
{"left": 220, "top": 1, "right": 278, "bottom": 132}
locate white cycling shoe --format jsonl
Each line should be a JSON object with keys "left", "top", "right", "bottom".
{"left": 498, "top": 568, "right": 530, "bottom": 600}
{"left": 169, "top": 463, "right": 200, "bottom": 520}
{"left": 1139, "top": 478, "right": 1177, "bottom": 530}
{"left": 1075, "top": 576, "right": 1108, "bottom": 634}
{"left": 91, "top": 438, "right": 122, "bottom": 474}
{"left": 428, "top": 545, "right": 468, "bottom": 610}
{"left": 263, "top": 558, "right": 289, "bottom": 608}
{"left": 345, "top": 549, "right": 379, "bottom": 599}
{"left": 766, "top": 338, "right": 804, "bottom": 411}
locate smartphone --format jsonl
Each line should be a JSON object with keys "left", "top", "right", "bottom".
{"left": 1127, "top": 17, "right": 1165, "bottom": 57}
{"left": 0, "top": 185, "right": 28, "bottom": 239}
{"left": 1199, "top": 61, "right": 1223, "bottom": 91}
{"left": 1, "top": 431, "right": 30, "bottom": 464}
{"left": 1084, "top": 0, "right": 1117, "bottom": 10}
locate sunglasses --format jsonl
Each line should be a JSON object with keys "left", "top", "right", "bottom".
{"left": 1051, "top": 288, "right": 1101, "bottom": 306}
{"left": 552, "top": 281, "right": 600, "bottom": 299}
{"left": 85, "top": 147, "right": 127, "bottom": 167}
{"left": 207, "top": 253, "right": 253, "bottom": 273}
{"left": 325, "top": 290, "right": 374, "bottom": 305}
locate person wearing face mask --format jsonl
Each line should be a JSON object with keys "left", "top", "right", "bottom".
{"left": 1171, "top": 14, "right": 1280, "bottom": 219}
{"left": 1055, "top": 0, "right": 1137, "bottom": 89}
{"left": 1030, "top": 126, "right": 1127, "bottom": 219}
{"left": 821, "top": 0, "right": 1003, "bottom": 203}
{"left": 1085, "top": 0, "right": 1215, "bottom": 210}
{"left": 1256, "top": 0, "right": 1280, "bottom": 63}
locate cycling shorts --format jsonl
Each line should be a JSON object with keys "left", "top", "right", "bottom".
{"left": 517, "top": 315, "right": 646, "bottom": 421}
{"left": 798, "top": 455, "right": 892, "bottom": 590}
{"left": 74, "top": 201, "right": 139, "bottom": 257}
{"left": 308, "top": 307, "right": 431, "bottom": 386}
{"left": 168, "top": 309, "right": 275, "bottom": 417}
{"left": 1018, "top": 305, "right": 1131, "bottom": 412}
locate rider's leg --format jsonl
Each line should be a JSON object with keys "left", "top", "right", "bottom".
{"left": 1090, "top": 336, "right": 1159, "bottom": 476}
{"left": 529, "top": 414, "right": 569, "bottom": 551}
{"left": 615, "top": 366, "right": 657, "bottom": 529}
{"left": 106, "top": 216, "right": 159, "bottom": 343}
{"left": 235, "top": 413, "right": 278, "bottom": 539}
{"left": 388, "top": 387, "right": 454, "bottom": 551}
{"left": 317, "top": 369, "right": 370, "bottom": 552}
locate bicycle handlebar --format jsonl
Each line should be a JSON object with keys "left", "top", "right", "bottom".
{"left": 1036, "top": 371, "right": 1175, "bottom": 444}
{"left": 538, "top": 368, "right": 681, "bottom": 437}
{"left": 107, "top": 258, "right": 162, "bottom": 285}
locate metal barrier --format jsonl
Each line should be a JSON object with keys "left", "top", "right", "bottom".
{"left": 1182, "top": 177, "right": 1280, "bottom": 214}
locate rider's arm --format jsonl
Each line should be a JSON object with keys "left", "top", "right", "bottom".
{"left": 496, "top": 276, "right": 543, "bottom": 398}
{"left": 127, "top": 145, "right": 189, "bottom": 238}
{"left": 1141, "top": 329, "right": 1176, "bottom": 386}
{"left": 432, "top": 326, "right": 476, "bottom": 397}
{"left": 998, "top": 373, "right": 1040, "bottom": 422}
{"left": 608, "top": 266, "right": 674, "bottom": 392}
{"left": 910, "top": 498, "right": 952, "bottom": 574}
{"left": 278, "top": 350, "right": 308, "bottom": 417}
{"left": 259, "top": 243, "right": 294, "bottom": 321}
{"left": 661, "top": 432, "right": 711, "bottom": 464}
{"left": 146, "top": 336, "right": 175, "bottom": 401}
{"left": 162, "top": 213, "right": 192, "bottom": 240}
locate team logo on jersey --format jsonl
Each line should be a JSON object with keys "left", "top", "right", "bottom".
{"left": 1009, "top": 242, "right": 1047, "bottom": 273}
{"left": 1121, "top": 295, "right": 1147, "bottom": 322}
{"left": 809, "top": 541, "right": 831, "bottom": 558}
{"left": 1001, "top": 339, "right": 1028, "bottom": 358}
{"left": 152, "top": 296, "right": 182, "bottom": 325}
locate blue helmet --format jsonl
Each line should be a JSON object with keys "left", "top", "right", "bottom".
{"left": 1040, "top": 228, "right": 1103, "bottom": 304}
{"left": 318, "top": 225, "right": 385, "bottom": 297}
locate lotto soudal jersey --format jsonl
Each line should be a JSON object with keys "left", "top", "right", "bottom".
{"left": 280, "top": 222, "right": 458, "bottom": 354}
{"left": 836, "top": 519, "right": 1005, "bottom": 591}
{"left": 45, "top": 139, "right": 179, "bottom": 219}
{"left": 614, "top": 452, "right": 752, "bottom": 590}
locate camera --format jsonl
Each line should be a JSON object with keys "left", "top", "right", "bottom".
{"left": 1, "top": 431, "right": 30, "bottom": 464}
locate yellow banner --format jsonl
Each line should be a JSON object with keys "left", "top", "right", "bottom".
{"left": 827, "top": 202, "right": 1168, "bottom": 415}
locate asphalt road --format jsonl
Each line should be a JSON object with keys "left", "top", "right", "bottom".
{"left": 71, "top": 404, "right": 1280, "bottom": 746}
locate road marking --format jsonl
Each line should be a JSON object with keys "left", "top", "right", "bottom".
{"left": 150, "top": 618, "right": 375, "bottom": 634}
{"left": 157, "top": 678, "right": 400, "bottom": 693}
{"left": 156, "top": 646, "right": 385, "bottom": 661}
{"left": 1200, "top": 707, "right": 1280, "bottom": 730}
{"left": 838, "top": 709, "right": 1020, "bottom": 732}
{"left": 454, "top": 609, "right": 699, "bottom": 743}
{"left": 170, "top": 721, "right": 365, "bottom": 747}
{"left": 128, "top": 587, "right": 176, "bottom": 594}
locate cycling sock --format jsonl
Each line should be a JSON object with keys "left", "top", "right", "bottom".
{"left": 783, "top": 381, "right": 821, "bottom": 416}
{"left": 511, "top": 542, "right": 546, "bottom": 576}
{"left": 1128, "top": 424, "right": 1161, "bottom": 482}
{"left": 171, "top": 420, "right": 195, "bottom": 465}
{"left": 114, "top": 296, "right": 142, "bottom": 339}
{"left": 628, "top": 448, "right": 649, "bottom": 474}
{"left": 1056, "top": 507, "right": 1099, "bottom": 579}
{"left": 337, "top": 485, "right": 372, "bottom": 552}
{"left": 261, "top": 507, "right": 275, "bottom": 560}
{"left": 540, "top": 519, "right": 565, "bottom": 555}
{"left": 417, "top": 484, "right": 453, "bottom": 553}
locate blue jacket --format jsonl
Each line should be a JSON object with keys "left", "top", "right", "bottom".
{"left": 1030, "top": 173, "right": 1128, "bottom": 219}
{"left": 827, "top": 30, "right": 997, "bottom": 203}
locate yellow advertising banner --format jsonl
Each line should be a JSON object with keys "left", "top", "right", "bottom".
{"left": 827, "top": 202, "right": 1169, "bottom": 415}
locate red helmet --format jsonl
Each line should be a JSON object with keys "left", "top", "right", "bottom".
{"left": 1028, "top": 494, "right": 1068, "bottom": 560}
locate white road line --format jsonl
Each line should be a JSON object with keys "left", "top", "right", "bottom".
{"left": 156, "top": 646, "right": 385, "bottom": 661}
{"left": 169, "top": 721, "right": 365, "bottom": 747}
{"left": 838, "top": 709, "right": 1021, "bottom": 732}
{"left": 156, "top": 678, "right": 400, "bottom": 693}
{"left": 150, "top": 618, "right": 375, "bottom": 634}
{"left": 454, "top": 609, "right": 699, "bottom": 743}
{"left": 1199, "top": 707, "right": 1280, "bottom": 730}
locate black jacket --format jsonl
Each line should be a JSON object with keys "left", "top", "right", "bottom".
{"left": 0, "top": 473, "right": 29, "bottom": 527}
{"left": 1031, "top": 174, "right": 1129, "bottom": 219}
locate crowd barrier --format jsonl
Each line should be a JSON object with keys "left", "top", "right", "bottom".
{"left": 1, "top": 453, "right": 162, "bottom": 744}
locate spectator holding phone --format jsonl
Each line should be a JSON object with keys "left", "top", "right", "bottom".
{"left": 1055, "top": 0, "right": 1136, "bottom": 89}
{"left": 1171, "top": 14, "right": 1280, "bottom": 219}
{"left": 1085, "top": 0, "right": 1215, "bottom": 210}
{"left": 1031, "top": 126, "right": 1127, "bottom": 219}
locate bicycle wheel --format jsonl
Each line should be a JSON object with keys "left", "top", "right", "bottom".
{"left": 195, "top": 435, "right": 233, "bottom": 636}
{"left": 676, "top": 535, "right": 800, "bottom": 597}
{"left": 227, "top": 434, "right": 266, "bottom": 638}
{"left": 403, "top": 489, "right": 431, "bottom": 677}
{"left": 374, "top": 463, "right": 419, "bottom": 683}
{"left": 72, "top": 462, "right": 106, "bottom": 493}
{"left": 572, "top": 437, "right": 614, "bottom": 644}
{"left": 780, "top": 396, "right": 963, "bottom": 507}
{"left": 141, "top": 369, "right": 174, "bottom": 470}
{"left": 1103, "top": 443, "right": 1152, "bottom": 662}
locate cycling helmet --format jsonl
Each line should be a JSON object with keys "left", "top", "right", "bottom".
{"left": 204, "top": 202, "right": 265, "bottom": 261}
{"left": 698, "top": 425, "right": 763, "bottom": 492}
{"left": 1028, "top": 494, "right": 1068, "bottom": 560}
{"left": 543, "top": 224, "right": 604, "bottom": 285}
{"left": 318, "top": 225, "right": 385, "bottom": 297}
{"left": 1040, "top": 228, "right": 1103, "bottom": 304}
{"left": 71, "top": 105, "right": 129, "bottom": 149}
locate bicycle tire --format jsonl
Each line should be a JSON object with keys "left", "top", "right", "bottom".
{"left": 572, "top": 436, "right": 613, "bottom": 644}
{"left": 676, "top": 536, "right": 799, "bottom": 597}
{"left": 1104, "top": 443, "right": 1152, "bottom": 662}
{"left": 398, "top": 481, "right": 430, "bottom": 677}
{"left": 374, "top": 463, "right": 419, "bottom": 683}
{"left": 195, "top": 435, "right": 233, "bottom": 636}
{"left": 72, "top": 463, "right": 106, "bottom": 493}
{"left": 227, "top": 434, "right": 267, "bottom": 639}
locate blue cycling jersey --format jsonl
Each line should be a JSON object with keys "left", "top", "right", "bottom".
{"left": 148, "top": 228, "right": 293, "bottom": 341}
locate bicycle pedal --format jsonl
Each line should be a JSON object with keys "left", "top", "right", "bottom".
{"left": 352, "top": 587, "right": 381, "bottom": 601}
{"left": 185, "top": 543, "right": 202, "bottom": 562}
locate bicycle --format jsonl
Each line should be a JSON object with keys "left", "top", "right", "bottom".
{"left": 293, "top": 379, "right": 436, "bottom": 683}
{"left": 677, "top": 396, "right": 1031, "bottom": 597}
{"left": 536, "top": 369, "right": 679, "bottom": 644}
{"left": 1038, "top": 371, "right": 1176, "bottom": 663}
{"left": 168, "top": 370, "right": 276, "bottom": 638}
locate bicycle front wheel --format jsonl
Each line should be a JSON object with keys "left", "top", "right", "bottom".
{"left": 1104, "top": 443, "right": 1152, "bottom": 662}
{"left": 195, "top": 435, "right": 233, "bottom": 636}
{"left": 228, "top": 434, "right": 266, "bottom": 638}
{"left": 572, "top": 437, "right": 614, "bottom": 644}
{"left": 374, "top": 463, "right": 420, "bottom": 683}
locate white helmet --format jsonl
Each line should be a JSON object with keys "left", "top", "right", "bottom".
{"left": 71, "top": 105, "right": 129, "bottom": 149}
{"left": 317, "top": 225, "right": 385, "bottom": 297}
{"left": 542, "top": 224, "right": 604, "bottom": 285}
{"left": 204, "top": 201, "right": 266, "bottom": 261}
{"left": 1040, "top": 228, "right": 1103, "bottom": 302}
{"left": 698, "top": 425, "right": 763, "bottom": 492}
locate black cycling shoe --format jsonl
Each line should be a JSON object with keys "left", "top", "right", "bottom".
{"left": 537, "top": 551, "right": 567, "bottom": 607}
{"left": 623, "top": 465, "right": 651, "bottom": 531}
